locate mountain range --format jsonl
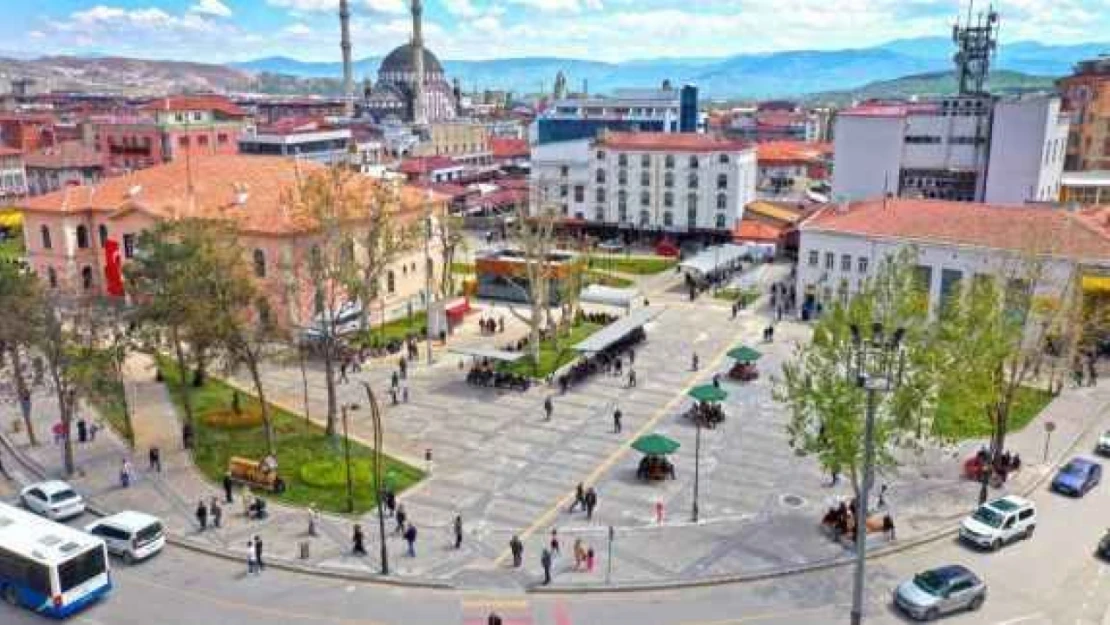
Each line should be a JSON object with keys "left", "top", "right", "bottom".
{"left": 230, "top": 36, "right": 1109, "bottom": 98}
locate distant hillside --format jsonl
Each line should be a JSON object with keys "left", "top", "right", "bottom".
{"left": 0, "top": 55, "right": 254, "bottom": 95}
{"left": 804, "top": 70, "right": 1059, "bottom": 105}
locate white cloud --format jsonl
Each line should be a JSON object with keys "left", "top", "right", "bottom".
{"left": 506, "top": 0, "right": 602, "bottom": 12}
{"left": 283, "top": 22, "right": 313, "bottom": 36}
{"left": 55, "top": 5, "right": 216, "bottom": 34}
{"left": 364, "top": 0, "right": 408, "bottom": 14}
{"left": 28, "top": 31, "right": 45, "bottom": 39}
{"left": 191, "top": 0, "right": 233, "bottom": 17}
{"left": 267, "top": 0, "right": 407, "bottom": 14}
{"left": 265, "top": 0, "right": 337, "bottom": 11}
{"left": 444, "top": 0, "right": 481, "bottom": 17}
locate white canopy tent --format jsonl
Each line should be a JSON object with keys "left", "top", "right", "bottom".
{"left": 579, "top": 285, "right": 641, "bottom": 312}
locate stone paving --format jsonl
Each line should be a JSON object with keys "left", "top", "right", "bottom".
{"left": 1, "top": 261, "right": 1107, "bottom": 592}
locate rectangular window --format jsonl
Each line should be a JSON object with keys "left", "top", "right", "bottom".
{"left": 123, "top": 233, "right": 136, "bottom": 259}
{"left": 824, "top": 252, "right": 834, "bottom": 270}
{"left": 178, "top": 136, "right": 190, "bottom": 148}
{"left": 857, "top": 257, "right": 868, "bottom": 274}
{"left": 808, "top": 250, "right": 819, "bottom": 266}
{"left": 840, "top": 254, "right": 851, "bottom": 272}
{"left": 573, "top": 186, "right": 584, "bottom": 202}
{"left": 217, "top": 133, "right": 228, "bottom": 144}
{"left": 560, "top": 185, "right": 568, "bottom": 198}
{"left": 58, "top": 547, "right": 106, "bottom": 593}
{"left": 940, "top": 268, "right": 963, "bottom": 307}
{"left": 198, "top": 135, "right": 209, "bottom": 147}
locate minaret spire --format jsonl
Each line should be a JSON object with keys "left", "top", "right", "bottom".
{"left": 411, "top": 0, "right": 428, "bottom": 129}
{"left": 339, "top": 0, "right": 354, "bottom": 118}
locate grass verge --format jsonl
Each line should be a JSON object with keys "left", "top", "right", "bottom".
{"left": 498, "top": 321, "right": 602, "bottom": 379}
{"left": 933, "top": 386, "right": 1055, "bottom": 440}
{"left": 587, "top": 255, "right": 676, "bottom": 275}
{"left": 713, "top": 287, "right": 761, "bottom": 306}
{"left": 157, "top": 356, "right": 423, "bottom": 513}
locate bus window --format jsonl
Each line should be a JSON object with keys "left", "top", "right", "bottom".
{"left": 58, "top": 547, "right": 106, "bottom": 593}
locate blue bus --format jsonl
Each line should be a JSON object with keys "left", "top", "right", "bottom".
{"left": 0, "top": 501, "right": 111, "bottom": 618}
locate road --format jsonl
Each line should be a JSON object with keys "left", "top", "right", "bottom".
{"left": 4, "top": 417, "right": 1110, "bottom": 625}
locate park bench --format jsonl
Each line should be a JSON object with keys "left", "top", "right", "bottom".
{"left": 228, "top": 456, "right": 286, "bottom": 493}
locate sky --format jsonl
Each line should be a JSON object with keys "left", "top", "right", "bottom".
{"left": 4, "top": 0, "right": 1107, "bottom": 64}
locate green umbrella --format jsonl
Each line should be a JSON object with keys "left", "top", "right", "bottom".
{"left": 687, "top": 384, "right": 728, "bottom": 403}
{"left": 727, "top": 345, "right": 763, "bottom": 363}
{"left": 631, "top": 433, "right": 681, "bottom": 456}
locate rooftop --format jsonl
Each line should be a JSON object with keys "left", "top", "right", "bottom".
{"left": 1062, "top": 170, "right": 1110, "bottom": 188}
{"left": 839, "top": 102, "right": 941, "bottom": 118}
{"left": 803, "top": 198, "right": 1110, "bottom": 261}
{"left": 0, "top": 146, "right": 22, "bottom": 157}
{"left": 23, "top": 141, "right": 101, "bottom": 169}
{"left": 398, "top": 156, "right": 461, "bottom": 174}
{"left": 140, "top": 95, "right": 246, "bottom": 118}
{"left": 19, "top": 155, "right": 438, "bottom": 237}
{"left": 490, "top": 137, "right": 529, "bottom": 159}
{"left": 596, "top": 131, "right": 749, "bottom": 153}
{"left": 756, "top": 141, "right": 832, "bottom": 164}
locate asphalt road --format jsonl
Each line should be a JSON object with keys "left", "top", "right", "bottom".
{"left": 5, "top": 420, "right": 1110, "bottom": 625}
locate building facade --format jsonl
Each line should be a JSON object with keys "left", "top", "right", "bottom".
{"left": 531, "top": 132, "right": 756, "bottom": 236}
{"left": 832, "top": 95, "right": 1069, "bottom": 205}
{"left": 1061, "top": 171, "right": 1110, "bottom": 207}
{"left": 533, "top": 85, "right": 699, "bottom": 145}
{"left": 23, "top": 141, "right": 103, "bottom": 196}
{"left": 0, "top": 147, "right": 27, "bottom": 200}
{"left": 411, "top": 122, "right": 492, "bottom": 166}
{"left": 239, "top": 121, "right": 352, "bottom": 165}
{"left": 1058, "top": 57, "right": 1110, "bottom": 172}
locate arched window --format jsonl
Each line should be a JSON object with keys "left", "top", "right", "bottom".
{"left": 664, "top": 172, "right": 674, "bottom": 188}
{"left": 640, "top": 191, "right": 650, "bottom": 206}
{"left": 689, "top": 155, "right": 699, "bottom": 169}
{"left": 617, "top": 154, "right": 628, "bottom": 167}
{"left": 81, "top": 266, "right": 93, "bottom": 290}
{"left": 717, "top": 174, "right": 728, "bottom": 190}
{"left": 387, "top": 270, "right": 395, "bottom": 294}
{"left": 664, "top": 155, "right": 674, "bottom": 169}
{"left": 256, "top": 297, "right": 273, "bottom": 328}
{"left": 98, "top": 224, "right": 108, "bottom": 248}
{"left": 76, "top": 225, "right": 89, "bottom": 249}
{"left": 596, "top": 188, "right": 606, "bottom": 203}
{"left": 253, "top": 249, "right": 266, "bottom": 278}
{"left": 688, "top": 173, "right": 699, "bottom": 189}
{"left": 341, "top": 239, "right": 354, "bottom": 265}
{"left": 40, "top": 225, "right": 52, "bottom": 250}
{"left": 309, "top": 245, "right": 322, "bottom": 273}
{"left": 595, "top": 169, "right": 606, "bottom": 184}
{"left": 717, "top": 194, "right": 728, "bottom": 210}
{"left": 47, "top": 267, "right": 57, "bottom": 288}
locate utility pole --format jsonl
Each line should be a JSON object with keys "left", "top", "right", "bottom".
{"left": 424, "top": 197, "right": 434, "bottom": 365}
{"left": 362, "top": 382, "right": 390, "bottom": 575}
{"left": 692, "top": 418, "right": 701, "bottom": 522}
{"left": 341, "top": 403, "right": 358, "bottom": 513}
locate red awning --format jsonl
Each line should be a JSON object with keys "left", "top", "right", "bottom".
{"left": 446, "top": 297, "right": 470, "bottom": 318}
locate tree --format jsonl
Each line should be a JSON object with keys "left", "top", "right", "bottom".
{"left": 351, "top": 182, "right": 416, "bottom": 335}
{"left": 436, "top": 212, "right": 466, "bottom": 299}
{"left": 774, "top": 250, "right": 938, "bottom": 508}
{"left": 0, "top": 262, "right": 44, "bottom": 445}
{"left": 935, "top": 256, "right": 1082, "bottom": 503}
{"left": 37, "top": 297, "right": 84, "bottom": 475}
{"left": 505, "top": 181, "right": 561, "bottom": 369}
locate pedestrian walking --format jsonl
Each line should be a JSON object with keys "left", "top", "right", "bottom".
{"left": 584, "top": 488, "right": 597, "bottom": 521}
{"left": 627, "top": 368, "right": 637, "bottom": 388}
{"left": 731, "top": 303, "right": 737, "bottom": 319}
{"left": 223, "top": 472, "right": 234, "bottom": 503}
{"left": 52, "top": 421, "right": 65, "bottom": 445}
{"left": 391, "top": 370, "right": 400, "bottom": 390}
{"left": 509, "top": 534, "right": 524, "bottom": 567}
{"left": 120, "top": 458, "right": 133, "bottom": 488}
{"left": 254, "top": 535, "right": 264, "bottom": 570}
{"left": 404, "top": 523, "right": 418, "bottom": 557}
{"left": 390, "top": 387, "right": 398, "bottom": 405}
{"left": 586, "top": 546, "right": 595, "bottom": 573}
{"left": 488, "top": 612, "right": 503, "bottom": 625}
{"left": 402, "top": 384, "right": 409, "bottom": 403}
{"left": 691, "top": 352, "right": 699, "bottom": 371}
{"left": 210, "top": 498, "right": 222, "bottom": 528}
{"left": 883, "top": 514, "right": 896, "bottom": 541}
{"left": 540, "top": 547, "right": 553, "bottom": 585}
{"left": 399, "top": 355, "right": 408, "bottom": 379}
{"left": 149, "top": 446, "right": 161, "bottom": 473}
{"left": 568, "top": 482, "right": 585, "bottom": 513}
{"left": 339, "top": 359, "right": 349, "bottom": 384}
{"left": 246, "top": 538, "right": 258, "bottom": 574}
{"left": 453, "top": 514, "right": 464, "bottom": 549}
{"left": 544, "top": 396, "right": 553, "bottom": 421}
{"left": 549, "top": 528, "right": 560, "bottom": 556}
{"left": 76, "top": 418, "right": 88, "bottom": 444}
{"left": 395, "top": 504, "right": 407, "bottom": 534}
{"left": 877, "top": 483, "right": 888, "bottom": 509}
{"left": 384, "top": 488, "right": 397, "bottom": 517}
{"left": 352, "top": 524, "right": 367, "bottom": 555}
{"left": 196, "top": 500, "right": 208, "bottom": 531}
{"left": 613, "top": 408, "right": 622, "bottom": 433}
{"left": 573, "top": 538, "right": 585, "bottom": 570}
{"left": 307, "top": 504, "right": 319, "bottom": 537}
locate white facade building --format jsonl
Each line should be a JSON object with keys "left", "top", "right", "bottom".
{"left": 531, "top": 132, "right": 756, "bottom": 234}
{"left": 0, "top": 147, "right": 26, "bottom": 200}
{"left": 832, "top": 95, "right": 1069, "bottom": 205}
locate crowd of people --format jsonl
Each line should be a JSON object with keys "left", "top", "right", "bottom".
{"left": 466, "top": 359, "right": 531, "bottom": 391}
{"left": 557, "top": 327, "right": 644, "bottom": 393}
{"left": 822, "top": 499, "right": 896, "bottom": 543}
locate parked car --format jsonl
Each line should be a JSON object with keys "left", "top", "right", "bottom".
{"left": 959, "top": 495, "right": 1036, "bottom": 550}
{"left": 85, "top": 511, "right": 166, "bottom": 564}
{"left": 1096, "top": 431, "right": 1110, "bottom": 456}
{"left": 19, "top": 480, "right": 86, "bottom": 521}
{"left": 1051, "top": 457, "right": 1102, "bottom": 497}
{"left": 894, "top": 565, "right": 986, "bottom": 621}
{"left": 1097, "top": 529, "right": 1110, "bottom": 560}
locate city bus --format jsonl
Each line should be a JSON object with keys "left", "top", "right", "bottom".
{"left": 0, "top": 501, "right": 111, "bottom": 618}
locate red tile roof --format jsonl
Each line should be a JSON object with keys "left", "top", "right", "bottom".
{"left": 18, "top": 155, "right": 439, "bottom": 236}
{"left": 490, "top": 137, "right": 529, "bottom": 159}
{"left": 23, "top": 141, "right": 101, "bottom": 169}
{"left": 597, "top": 131, "right": 749, "bottom": 153}
{"left": 733, "top": 219, "right": 785, "bottom": 242}
{"left": 803, "top": 198, "right": 1110, "bottom": 260}
{"left": 398, "top": 156, "right": 460, "bottom": 174}
{"left": 140, "top": 95, "right": 246, "bottom": 118}
{"left": 0, "top": 146, "right": 22, "bottom": 157}
{"left": 756, "top": 141, "right": 832, "bottom": 164}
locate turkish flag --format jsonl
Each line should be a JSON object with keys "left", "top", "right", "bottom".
{"left": 104, "top": 239, "right": 125, "bottom": 297}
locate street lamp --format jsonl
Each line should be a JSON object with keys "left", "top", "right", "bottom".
{"left": 423, "top": 197, "right": 434, "bottom": 366}
{"left": 340, "top": 402, "right": 359, "bottom": 513}
{"left": 361, "top": 381, "right": 390, "bottom": 576}
{"left": 692, "top": 416, "right": 702, "bottom": 522}
{"left": 846, "top": 322, "right": 905, "bottom": 625}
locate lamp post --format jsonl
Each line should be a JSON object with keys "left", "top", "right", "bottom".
{"left": 361, "top": 381, "right": 390, "bottom": 575}
{"left": 423, "top": 198, "right": 434, "bottom": 366}
{"left": 340, "top": 402, "right": 359, "bottom": 514}
{"left": 847, "top": 322, "right": 905, "bottom": 625}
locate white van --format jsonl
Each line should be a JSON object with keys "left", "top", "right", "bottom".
{"left": 85, "top": 511, "right": 166, "bottom": 563}
{"left": 959, "top": 495, "right": 1036, "bottom": 550}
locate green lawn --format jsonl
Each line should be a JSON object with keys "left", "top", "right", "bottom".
{"left": 75, "top": 350, "right": 132, "bottom": 445}
{"left": 933, "top": 386, "right": 1055, "bottom": 440}
{"left": 584, "top": 270, "right": 634, "bottom": 288}
{"left": 498, "top": 322, "right": 602, "bottom": 379}
{"left": 713, "top": 287, "right": 761, "bottom": 306}
{"left": 587, "top": 255, "right": 677, "bottom": 275}
{"left": 348, "top": 311, "right": 428, "bottom": 348}
{"left": 157, "top": 357, "right": 423, "bottom": 514}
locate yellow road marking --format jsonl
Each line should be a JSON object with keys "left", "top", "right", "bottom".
{"left": 491, "top": 318, "right": 757, "bottom": 566}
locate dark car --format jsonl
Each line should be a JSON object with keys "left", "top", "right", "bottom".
{"left": 1052, "top": 457, "right": 1103, "bottom": 497}
{"left": 1098, "top": 531, "right": 1110, "bottom": 560}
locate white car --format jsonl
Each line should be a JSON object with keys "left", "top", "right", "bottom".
{"left": 959, "top": 495, "right": 1036, "bottom": 551}
{"left": 20, "top": 480, "right": 86, "bottom": 521}
{"left": 86, "top": 511, "right": 166, "bottom": 564}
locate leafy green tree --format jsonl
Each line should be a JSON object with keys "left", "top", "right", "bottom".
{"left": 0, "top": 262, "right": 44, "bottom": 445}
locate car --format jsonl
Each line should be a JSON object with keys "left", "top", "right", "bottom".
{"left": 1096, "top": 431, "right": 1110, "bottom": 456}
{"left": 1098, "top": 530, "right": 1110, "bottom": 560}
{"left": 894, "top": 565, "right": 986, "bottom": 621}
{"left": 959, "top": 495, "right": 1036, "bottom": 550}
{"left": 85, "top": 511, "right": 165, "bottom": 564}
{"left": 19, "top": 480, "right": 86, "bottom": 520}
{"left": 1051, "top": 457, "right": 1102, "bottom": 497}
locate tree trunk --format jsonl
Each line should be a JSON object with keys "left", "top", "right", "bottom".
{"left": 57, "top": 385, "right": 75, "bottom": 476}
{"left": 170, "top": 326, "right": 196, "bottom": 449}
{"left": 113, "top": 357, "right": 134, "bottom": 447}
{"left": 298, "top": 344, "right": 311, "bottom": 426}
{"left": 8, "top": 345, "right": 37, "bottom": 446}
{"left": 322, "top": 337, "right": 338, "bottom": 437}
{"left": 246, "top": 358, "right": 276, "bottom": 457}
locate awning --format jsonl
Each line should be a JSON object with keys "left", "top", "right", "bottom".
{"left": 580, "top": 284, "right": 641, "bottom": 309}
{"left": 573, "top": 306, "right": 664, "bottom": 353}
{"left": 727, "top": 345, "right": 763, "bottom": 363}
{"left": 678, "top": 244, "right": 750, "bottom": 278}
{"left": 1082, "top": 275, "right": 1110, "bottom": 294}
{"left": 687, "top": 384, "right": 728, "bottom": 403}
{"left": 631, "top": 433, "right": 680, "bottom": 456}
{"left": 448, "top": 346, "right": 526, "bottom": 363}
{"left": 445, "top": 297, "right": 470, "bottom": 318}
{"left": 0, "top": 210, "right": 22, "bottom": 229}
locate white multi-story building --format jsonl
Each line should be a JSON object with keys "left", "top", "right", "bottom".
{"left": 832, "top": 95, "right": 1069, "bottom": 205}
{"left": 795, "top": 197, "right": 1110, "bottom": 319}
{"left": 0, "top": 147, "right": 27, "bottom": 199}
{"left": 531, "top": 131, "right": 756, "bottom": 235}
